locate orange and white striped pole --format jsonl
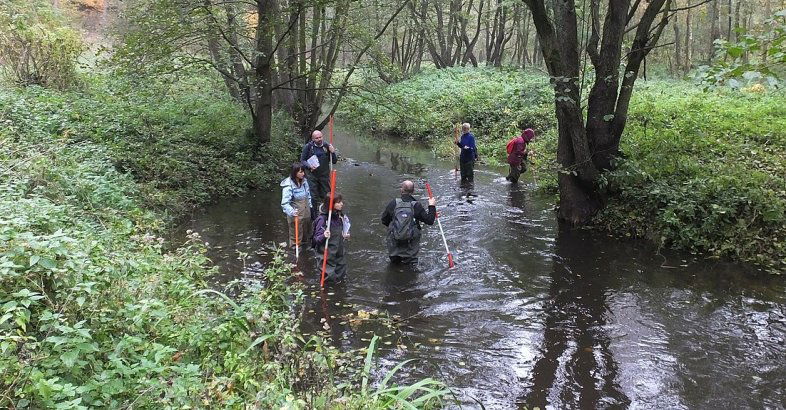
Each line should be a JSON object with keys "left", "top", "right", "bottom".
{"left": 425, "top": 182, "right": 454, "bottom": 268}
{"left": 320, "top": 170, "right": 338, "bottom": 287}
{"left": 328, "top": 115, "right": 334, "bottom": 172}
{"left": 294, "top": 216, "right": 300, "bottom": 261}
{"left": 453, "top": 124, "right": 460, "bottom": 176}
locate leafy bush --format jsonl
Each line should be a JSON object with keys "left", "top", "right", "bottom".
{"left": 340, "top": 67, "right": 554, "bottom": 163}
{"left": 0, "top": 0, "right": 84, "bottom": 89}
{"left": 697, "top": 10, "right": 786, "bottom": 88}
{"left": 598, "top": 81, "right": 786, "bottom": 273}
{"left": 0, "top": 73, "right": 300, "bottom": 216}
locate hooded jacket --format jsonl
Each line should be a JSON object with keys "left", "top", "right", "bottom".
{"left": 280, "top": 177, "right": 312, "bottom": 217}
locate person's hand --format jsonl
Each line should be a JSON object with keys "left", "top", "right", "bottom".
{"left": 291, "top": 210, "right": 299, "bottom": 217}
{"left": 310, "top": 165, "right": 318, "bottom": 171}
{"left": 428, "top": 197, "right": 436, "bottom": 206}
{"left": 323, "top": 230, "right": 331, "bottom": 239}
{"left": 328, "top": 144, "right": 335, "bottom": 153}
{"left": 342, "top": 233, "right": 350, "bottom": 239}
{"left": 463, "top": 145, "right": 470, "bottom": 149}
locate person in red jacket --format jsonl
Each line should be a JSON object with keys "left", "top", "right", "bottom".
{"left": 506, "top": 128, "right": 536, "bottom": 184}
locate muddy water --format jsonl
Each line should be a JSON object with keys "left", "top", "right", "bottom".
{"left": 177, "top": 129, "right": 786, "bottom": 409}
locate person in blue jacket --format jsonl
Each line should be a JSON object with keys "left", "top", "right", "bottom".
{"left": 455, "top": 122, "right": 478, "bottom": 183}
{"left": 280, "top": 163, "right": 312, "bottom": 249}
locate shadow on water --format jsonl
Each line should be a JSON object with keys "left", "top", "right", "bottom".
{"left": 175, "top": 126, "right": 786, "bottom": 408}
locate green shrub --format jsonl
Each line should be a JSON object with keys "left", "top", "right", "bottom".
{"left": 0, "top": 0, "right": 84, "bottom": 90}
{"left": 598, "top": 82, "right": 786, "bottom": 273}
{"left": 0, "top": 73, "right": 300, "bottom": 216}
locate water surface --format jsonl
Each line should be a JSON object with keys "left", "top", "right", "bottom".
{"left": 176, "top": 129, "right": 786, "bottom": 409}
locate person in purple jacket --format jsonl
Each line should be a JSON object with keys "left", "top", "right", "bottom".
{"left": 312, "top": 193, "right": 349, "bottom": 283}
{"left": 455, "top": 122, "right": 478, "bottom": 183}
{"left": 506, "top": 128, "right": 536, "bottom": 184}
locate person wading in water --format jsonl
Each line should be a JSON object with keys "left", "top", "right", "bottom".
{"left": 280, "top": 162, "right": 312, "bottom": 250}
{"left": 506, "top": 128, "right": 536, "bottom": 184}
{"left": 380, "top": 180, "right": 437, "bottom": 265}
{"left": 300, "top": 130, "right": 337, "bottom": 219}
{"left": 313, "top": 193, "right": 349, "bottom": 283}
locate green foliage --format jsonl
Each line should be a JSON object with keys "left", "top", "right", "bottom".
{"left": 698, "top": 10, "right": 786, "bottom": 89}
{"left": 340, "top": 67, "right": 554, "bottom": 162}
{"left": 597, "top": 81, "right": 786, "bottom": 273}
{"left": 0, "top": 0, "right": 84, "bottom": 89}
{"left": 0, "top": 73, "right": 300, "bottom": 216}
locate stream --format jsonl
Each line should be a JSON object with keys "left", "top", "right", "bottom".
{"left": 176, "top": 128, "right": 786, "bottom": 409}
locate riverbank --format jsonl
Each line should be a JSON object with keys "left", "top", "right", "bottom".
{"left": 0, "top": 77, "right": 446, "bottom": 407}
{"left": 339, "top": 67, "right": 786, "bottom": 274}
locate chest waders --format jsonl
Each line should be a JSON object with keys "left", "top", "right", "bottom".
{"left": 386, "top": 200, "right": 422, "bottom": 264}
{"left": 287, "top": 198, "right": 310, "bottom": 249}
{"left": 306, "top": 143, "right": 332, "bottom": 214}
{"left": 317, "top": 217, "right": 347, "bottom": 283}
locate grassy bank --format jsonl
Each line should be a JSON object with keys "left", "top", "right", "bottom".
{"left": 1, "top": 78, "right": 447, "bottom": 407}
{"left": 340, "top": 68, "right": 786, "bottom": 273}
{"left": 2, "top": 75, "right": 300, "bottom": 217}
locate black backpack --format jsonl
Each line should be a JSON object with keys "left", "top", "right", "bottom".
{"left": 389, "top": 199, "right": 417, "bottom": 243}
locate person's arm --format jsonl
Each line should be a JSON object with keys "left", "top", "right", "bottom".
{"left": 281, "top": 184, "right": 295, "bottom": 216}
{"left": 471, "top": 134, "right": 478, "bottom": 159}
{"left": 518, "top": 140, "right": 527, "bottom": 158}
{"left": 313, "top": 216, "right": 327, "bottom": 243}
{"left": 380, "top": 200, "right": 394, "bottom": 226}
{"left": 329, "top": 144, "right": 338, "bottom": 164}
{"left": 415, "top": 202, "right": 436, "bottom": 225}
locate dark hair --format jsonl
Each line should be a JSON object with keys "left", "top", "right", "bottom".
{"left": 323, "top": 192, "right": 343, "bottom": 210}
{"left": 290, "top": 162, "right": 305, "bottom": 183}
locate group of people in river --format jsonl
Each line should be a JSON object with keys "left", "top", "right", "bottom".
{"left": 280, "top": 122, "right": 536, "bottom": 284}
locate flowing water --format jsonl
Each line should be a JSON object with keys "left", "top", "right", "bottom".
{"left": 176, "top": 129, "right": 786, "bottom": 409}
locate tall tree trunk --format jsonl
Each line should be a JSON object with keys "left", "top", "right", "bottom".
{"left": 684, "top": 6, "right": 692, "bottom": 73}
{"left": 673, "top": 18, "right": 681, "bottom": 75}
{"left": 523, "top": 0, "right": 675, "bottom": 224}
{"left": 522, "top": 10, "right": 531, "bottom": 66}
{"left": 708, "top": 0, "right": 720, "bottom": 61}
{"left": 763, "top": 0, "right": 772, "bottom": 62}
{"left": 204, "top": 0, "right": 241, "bottom": 102}
{"left": 254, "top": 0, "right": 275, "bottom": 145}
{"left": 726, "top": 0, "right": 732, "bottom": 42}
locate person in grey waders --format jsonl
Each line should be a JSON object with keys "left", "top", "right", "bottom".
{"left": 300, "top": 130, "right": 338, "bottom": 219}
{"left": 280, "top": 162, "right": 312, "bottom": 249}
{"left": 380, "top": 180, "right": 437, "bottom": 265}
{"left": 313, "top": 193, "right": 350, "bottom": 283}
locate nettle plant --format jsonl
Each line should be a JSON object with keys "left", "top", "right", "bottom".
{"left": 698, "top": 10, "right": 786, "bottom": 89}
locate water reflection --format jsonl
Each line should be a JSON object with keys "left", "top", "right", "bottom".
{"left": 382, "top": 266, "right": 425, "bottom": 328}
{"left": 520, "top": 227, "right": 630, "bottom": 408}
{"left": 387, "top": 152, "right": 427, "bottom": 176}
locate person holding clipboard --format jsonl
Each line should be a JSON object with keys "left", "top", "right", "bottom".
{"left": 300, "top": 130, "right": 337, "bottom": 219}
